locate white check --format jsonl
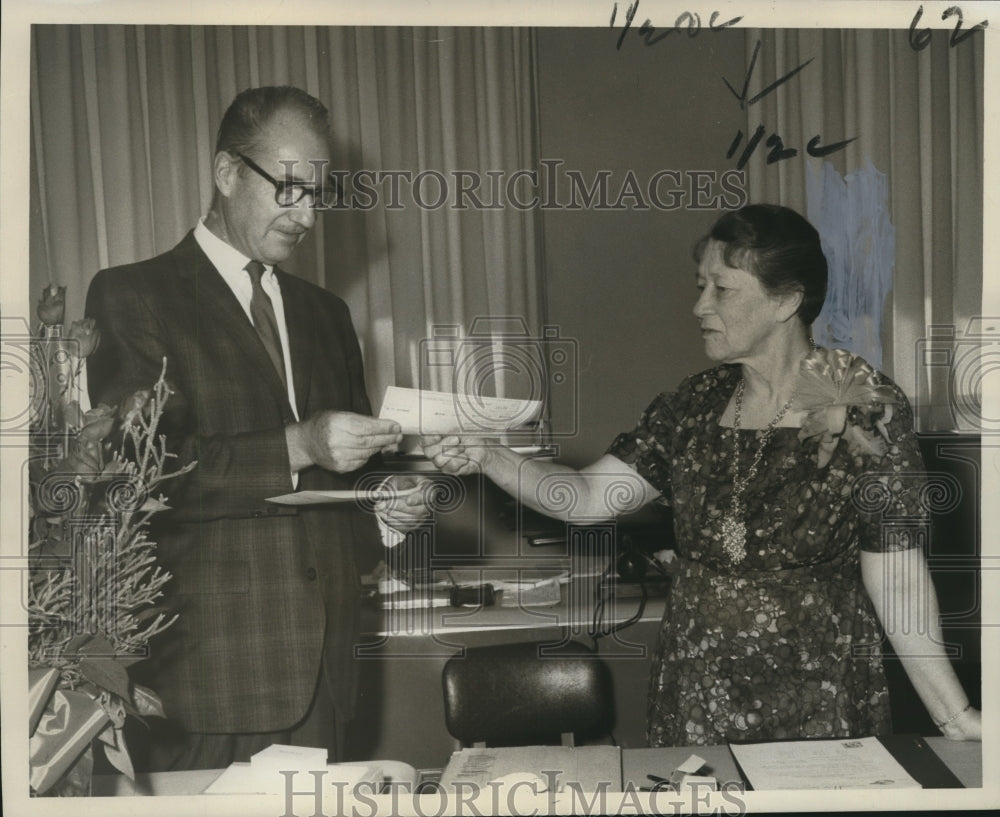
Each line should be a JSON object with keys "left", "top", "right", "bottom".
{"left": 266, "top": 486, "right": 418, "bottom": 506}
{"left": 380, "top": 386, "right": 542, "bottom": 435}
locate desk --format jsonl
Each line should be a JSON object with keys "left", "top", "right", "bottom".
{"left": 622, "top": 737, "right": 983, "bottom": 790}
{"left": 350, "top": 576, "right": 977, "bottom": 770}
{"left": 92, "top": 739, "right": 981, "bottom": 795}
{"left": 92, "top": 761, "right": 417, "bottom": 797}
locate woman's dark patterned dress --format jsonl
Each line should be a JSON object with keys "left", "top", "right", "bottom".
{"left": 607, "top": 361, "right": 926, "bottom": 746}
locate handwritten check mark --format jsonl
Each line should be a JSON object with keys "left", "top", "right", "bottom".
{"left": 723, "top": 39, "right": 814, "bottom": 110}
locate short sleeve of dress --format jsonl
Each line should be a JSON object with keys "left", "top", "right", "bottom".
{"left": 852, "top": 375, "right": 929, "bottom": 553}
{"left": 606, "top": 391, "right": 679, "bottom": 505}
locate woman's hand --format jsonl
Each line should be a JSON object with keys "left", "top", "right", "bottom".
{"left": 420, "top": 435, "right": 490, "bottom": 476}
{"left": 373, "top": 474, "right": 434, "bottom": 533}
{"left": 939, "top": 705, "right": 982, "bottom": 741}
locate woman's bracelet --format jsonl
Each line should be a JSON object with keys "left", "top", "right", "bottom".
{"left": 934, "top": 703, "right": 972, "bottom": 729}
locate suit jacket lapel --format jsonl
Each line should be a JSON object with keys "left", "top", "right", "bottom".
{"left": 172, "top": 232, "right": 293, "bottom": 415}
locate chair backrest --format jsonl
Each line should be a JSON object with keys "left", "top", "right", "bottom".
{"left": 441, "top": 640, "right": 615, "bottom": 747}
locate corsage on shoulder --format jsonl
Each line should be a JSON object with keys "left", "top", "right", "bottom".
{"left": 790, "top": 347, "right": 898, "bottom": 468}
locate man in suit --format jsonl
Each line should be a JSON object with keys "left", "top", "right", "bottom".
{"left": 86, "top": 86, "right": 423, "bottom": 770}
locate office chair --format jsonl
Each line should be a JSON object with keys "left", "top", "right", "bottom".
{"left": 441, "top": 640, "right": 615, "bottom": 748}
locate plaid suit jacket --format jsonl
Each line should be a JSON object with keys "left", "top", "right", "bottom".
{"left": 86, "top": 231, "right": 381, "bottom": 734}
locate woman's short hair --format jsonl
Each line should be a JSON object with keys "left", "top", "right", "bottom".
{"left": 692, "top": 204, "right": 828, "bottom": 326}
{"left": 215, "top": 85, "right": 332, "bottom": 158}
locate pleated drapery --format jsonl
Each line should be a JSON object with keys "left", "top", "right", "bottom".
{"left": 30, "top": 26, "right": 544, "bottom": 412}
{"left": 740, "top": 29, "right": 983, "bottom": 430}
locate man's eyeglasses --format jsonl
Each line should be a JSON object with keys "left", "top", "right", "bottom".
{"left": 237, "top": 153, "right": 341, "bottom": 209}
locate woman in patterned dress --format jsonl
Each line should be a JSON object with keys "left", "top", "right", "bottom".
{"left": 423, "top": 204, "right": 981, "bottom": 745}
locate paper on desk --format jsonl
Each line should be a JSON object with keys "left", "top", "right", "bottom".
{"left": 729, "top": 736, "right": 921, "bottom": 790}
{"left": 266, "top": 486, "right": 418, "bottom": 506}
{"left": 440, "top": 746, "right": 621, "bottom": 791}
{"left": 203, "top": 762, "right": 380, "bottom": 794}
{"left": 251, "top": 743, "right": 326, "bottom": 773}
{"left": 499, "top": 577, "right": 563, "bottom": 607}
{"left": 379, "top": 386, "right": 542, "bottom": 435}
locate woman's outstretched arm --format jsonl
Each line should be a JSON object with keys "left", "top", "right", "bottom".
{"left": 422, "top": 436, "right": 661, "bottom": 522}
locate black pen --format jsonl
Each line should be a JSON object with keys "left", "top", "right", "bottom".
{"left": 644, "top": 774, "right": 676, "bottom": 792}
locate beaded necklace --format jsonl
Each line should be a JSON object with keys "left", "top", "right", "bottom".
{"left": 720, "top": 378, "right": 792, "bottom": 564}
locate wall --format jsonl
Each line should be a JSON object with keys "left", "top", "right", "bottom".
{"left": 534, "top": 27, "right": 748, "bottom": 466}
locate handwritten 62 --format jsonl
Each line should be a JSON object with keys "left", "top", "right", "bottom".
{"left": 909, "top": 5, "right": 988, "bottom": 50}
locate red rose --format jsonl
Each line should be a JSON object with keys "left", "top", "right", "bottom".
{"left": 37, "top": 285, "right": 66, "bottom": 327}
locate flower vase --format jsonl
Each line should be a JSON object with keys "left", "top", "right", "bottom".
{"left": 40, "top": 325, "right": 74, "bottom": 431}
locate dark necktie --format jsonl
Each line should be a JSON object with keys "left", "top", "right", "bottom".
{"left": 245, "top": 260, "right": 287, "bottom": 390}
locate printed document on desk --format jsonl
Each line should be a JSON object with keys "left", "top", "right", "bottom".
{"left": 380, "top": 386, "right": 542, "bottom": 435}
{"left": 729, "top": 736, "right": 921, "bottom": 790}
{"left": 440, "top": 746, "right": 621, "bottom": 791}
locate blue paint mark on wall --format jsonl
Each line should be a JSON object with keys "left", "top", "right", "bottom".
{"left": 806, "top": 159, "right": 894, "bottom": 370}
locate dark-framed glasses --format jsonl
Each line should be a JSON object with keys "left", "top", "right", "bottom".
{"left": 237, "top": 152, "right": 341, "bottom": 209}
